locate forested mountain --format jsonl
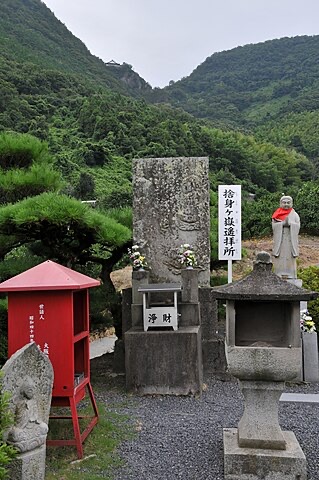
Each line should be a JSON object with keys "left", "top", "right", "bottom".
{"left": 2, "top": 1, "right": 319, "bottom": 202}
{"left": 158, "top": 35, "right": 319, "bottom": 128}
{"left": 1, "top": 0, "right": 150, "bottom": 95}
{"left": 152, "top": 35, "right": 319, "bottom": 170}
{"left": 0, "top": 0, "right": 314, "bottom": 202}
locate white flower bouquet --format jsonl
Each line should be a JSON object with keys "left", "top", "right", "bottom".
{"left": 300, "top": 310, "right": 316, "bottom": 333}
{"left": 128, "top": 244, "right": 148, "bottom": 270}
{"left": 177, "top": 243, "right": 197, "bottom": 268}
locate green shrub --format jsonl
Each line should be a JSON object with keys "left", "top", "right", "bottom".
{"left": 210, "top": 274, "right": 228, "bottom": 287}
{"left": 296, "top": 183, "right": 319, "bottom": 235}
{"left": 89, "top": 285, "right": 118, "bottom": 331}
{"left": 0, "top": 372, "right": 16, "bottom": 479}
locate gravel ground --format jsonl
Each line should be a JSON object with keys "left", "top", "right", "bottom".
{"left": 91, "top": 355, "right": 319, "bottom": 480}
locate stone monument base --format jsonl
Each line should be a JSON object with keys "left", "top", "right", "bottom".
{"left": 125, "top": 326, "right": 203, "bottom": 395}
{"left": 223, "top": 428, "right": 306, "bottom": 480}
{"left": 8, "top": 445, "right": 46, "bottom": 480}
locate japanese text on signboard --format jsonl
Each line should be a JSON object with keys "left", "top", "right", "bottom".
{"left": 148, "top": 312, "right": 172, "bottom": 324}
{"left": 218, "top": 185, "right": 241, "bottom": 260}
{"left": 27, "top": 303, "right": 50, "bottom": 356}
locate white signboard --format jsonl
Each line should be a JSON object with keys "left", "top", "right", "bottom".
{"left": 218, "top": 185, "right": 242, "bottom": 261}
{"left": 144, "top": 307, "right": 178, "bottom": 331}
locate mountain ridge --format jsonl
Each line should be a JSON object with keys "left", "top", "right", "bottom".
{"left": 153, "top": 35, "right": 319, "bottom": 129}
{"left": 0, "top": 0, "right": 316, "bottom": 199}
{"left": 1, "top": 0, "right": 150, "bottom": 96}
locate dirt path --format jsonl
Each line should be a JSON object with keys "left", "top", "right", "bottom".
{"left": 235, "top": 234, "right": 319, "bottom": 278}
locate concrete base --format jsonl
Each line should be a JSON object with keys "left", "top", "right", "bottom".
{"left": 8, "top": 445, "right": 46, "bottom": 480}
{"left": 224, "top": 428, "right": 307, "bottom": 480}
{"left": 125, "top": 326, "right": 203, "bottom": 395}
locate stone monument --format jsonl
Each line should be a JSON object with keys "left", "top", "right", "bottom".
{"left": 272, "top": 195, "right": 300, "bottom": 279}
{"left": 213, "top": 252, "right": 318, "bottom": 480}
{"left": 132, "top": 157, "right": 210, "bottom": 285}
{"left": 1, "top": 343, "right": 54, "bottom": 480}
{"left": 124, "top": 157, "right": 211, "bottom": 394}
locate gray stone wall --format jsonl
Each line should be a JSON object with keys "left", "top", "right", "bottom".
{"left": 133, "top": 157, "right": 210, "bottom": 285}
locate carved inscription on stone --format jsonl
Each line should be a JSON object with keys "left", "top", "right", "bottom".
{"left": 133, "top": 157, "right": 210, "bottom": 285}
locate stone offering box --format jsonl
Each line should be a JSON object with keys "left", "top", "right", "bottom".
{"left": 139, "top": 283, "right": 181, "bottom": 331}
{"left": 213, "top": 252, "right": 318, "bottom": 480}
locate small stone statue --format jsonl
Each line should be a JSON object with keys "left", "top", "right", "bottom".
{"left": 6, "top": 376, "right": 48, "bottom": 453}
{"left": 272, "top": 195, "right": 300, "bottom": 279}
{"left": 2, "top": 343, "right": 53, "bottom": 480}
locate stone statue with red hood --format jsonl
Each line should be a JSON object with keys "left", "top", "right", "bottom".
{"left": 272, "top": 195, "right": 300, "bottom": 279}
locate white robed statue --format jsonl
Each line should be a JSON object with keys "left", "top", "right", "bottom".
{"left": 272, "top": 195, "right": 300, "bottom": 279}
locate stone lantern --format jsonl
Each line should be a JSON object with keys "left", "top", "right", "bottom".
{"left": 213, "top": 251, "right": 318, "bottom": 480}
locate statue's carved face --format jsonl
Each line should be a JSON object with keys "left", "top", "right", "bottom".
{"left": 280, "top": 196, "right": 293, "bottom": 210}
{"left": 21, "top": 378, "right": 35, "bottom": 399}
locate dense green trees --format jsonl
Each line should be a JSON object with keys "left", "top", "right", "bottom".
{"left": 0, "top": 133, "right": 62, "bottom": 204}
{"left": 152, "top": 35, "right": 319, "bottom": 172}
{"left": 1, "top": 48, "right": 312, "bottom": 198}
{"left": 0, "top": 133, "right": 133, "bottom": 354}
{"left": 159, "top": 36, "right": 319, "bottom": 127}
{"left": 0, "top": 2, "right": 316, "bottom": 200}
{"left": 255, "top": 110, "right": 319, "bottom": 174}
{"left": 0, "top": 0, "right": 149, "bottom": 97}
{"left": 0, "top": 1, "right": 318, "bottom": 270}
{"left": 296, "top": 183, "right": 319, "bottom": 235}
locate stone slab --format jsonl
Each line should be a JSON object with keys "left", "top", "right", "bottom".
{"left": 302, "top": 331, "right": 319, "bottom": 382}
{"left": 224, "top": 428, "right": 306, "bottom": 480}
{"left": 202, "top": 338, "right": 229, "bottom": 379}
{"left": 280, "top": 393, "right": 319, "bottom": 404}
{"left": 133, "top": 157, "right": 210, "bottom": 286}
{"left": 198, "top": 287, "right": 219, "bottom": 341}
{"left": 125, "top": 326, "right": 203, "bottom": 395}
{"left": 181, "top": 268, "right": 199, "bottom": 303}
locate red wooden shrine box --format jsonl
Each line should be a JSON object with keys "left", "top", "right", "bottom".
{"left": 0, "top": 260, "right": 100, "bottom": 458}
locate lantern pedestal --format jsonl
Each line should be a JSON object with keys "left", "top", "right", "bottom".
{"left": 224, "top": 428, "right": 306, "bottom": 480}
{"left": 238, "top": 380, "right": 286, "bottom": 450}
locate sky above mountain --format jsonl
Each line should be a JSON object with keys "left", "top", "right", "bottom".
{"left": 42, "top": 0, "right": 319, "bottom": 88}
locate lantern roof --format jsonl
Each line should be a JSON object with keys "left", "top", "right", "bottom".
{"left": 0, "top": 260, "right": 100, "bottom": 291}
{"left": 212, "top": 251, "right": 318, "bottom": 301}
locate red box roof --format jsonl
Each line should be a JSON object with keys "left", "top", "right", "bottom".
{"left": 0, "top": 260, "right": 100, "bottom": 291}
